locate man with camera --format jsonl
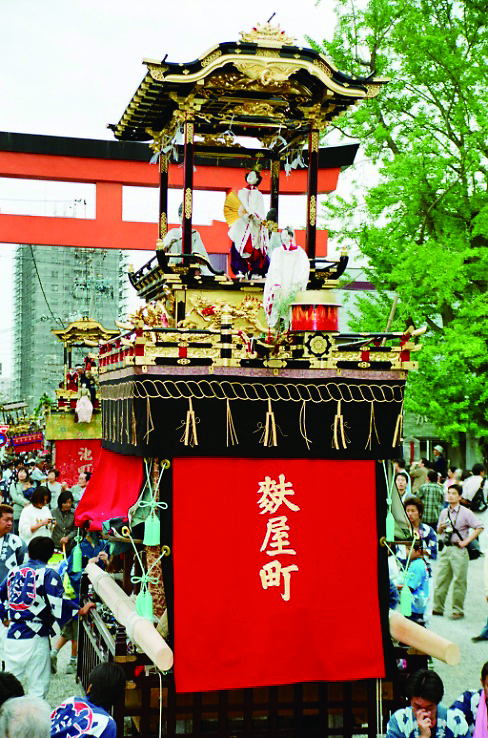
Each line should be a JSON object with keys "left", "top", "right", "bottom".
{"left": 432, "top": 484, "right": 484, "bottom": 620}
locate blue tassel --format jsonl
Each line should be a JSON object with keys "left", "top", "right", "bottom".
{"left": 400, "top": 585, "right": 412, "bottom": 617}
{"left": 72, "top": 542, "right": 83, "bottom": 573}
{"left": 136, "top": 589, "right": 154, "bottom": 621}
{"left": 143, "top": 514, "right": 160, "bottom": 546}
{"left": 386, "top": 510, "right": 396, "bottom": 542}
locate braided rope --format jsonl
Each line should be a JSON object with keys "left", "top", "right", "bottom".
{"left": 101, "top": 378, "right": 405, "bottom": 404}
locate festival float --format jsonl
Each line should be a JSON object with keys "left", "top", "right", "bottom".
{"left": 44, "top": 317, "right": 117, "bottom": 484}
{"left": 0, "top": 400, "right": 44, "bottom": 456}
{"left": 74, "top": 23, "right": 457, "bottom": 737}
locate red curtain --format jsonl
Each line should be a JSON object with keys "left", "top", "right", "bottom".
{"left": 55, "top": 439, "right": 102, "bottom": 487}
{"left": 75, "top": 448, "right": 143, "bottom": 531}
{"left": 172, "top": 457, "right": 384, "bottom": 693}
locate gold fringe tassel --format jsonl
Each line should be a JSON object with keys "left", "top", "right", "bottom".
{"left": 332, "top": 400, "right": 348, "bottom": 450}
{"left": 392, "top": 404, "right": 404, "bottom": 447}
{"left": 184, "top": 397, "right": 198, "bottom": 447}
{"left": 144, "top": 397, "right": 154, "bottom": 443}
{"left": 365, "top": 402, "right": 380, "bottom": 450}
{"left": 131, "top": 402, "right": 137, "bottom": 446}
{"left": 226, "top": 399, "right": 239, "bottom": 447}
{"left": 299, "top": 400, "right": 312, "bottom": 450}
{"left": 263, "top": 398, "right": 278, "bottom": 447}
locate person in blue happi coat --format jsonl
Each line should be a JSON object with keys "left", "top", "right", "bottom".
{"left": 386, "top": 669, "right": 469, "bottom": 738}
{"left": 0, "top": 536, "right": 94, "bottom": 698}
{"left": 50, "top": 662, "right": 126, "bottom": 738}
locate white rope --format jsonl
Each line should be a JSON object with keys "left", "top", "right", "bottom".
{"left": 158, "top": 669, "right": 163, "bottom": 738}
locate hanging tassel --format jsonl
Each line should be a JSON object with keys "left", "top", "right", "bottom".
{"left": 332, "top": 400, "right": 348, "bottom": 450}
{"left": 71, "top": 530, "right": 83, "bottom": 573}
{"left": 143, "top": 512, "right": 161, "bottom": 546}
{"left": 263, "top": 398, "right": 278, "bottom": 447}
{"left": 131, "top": 402, "right": 137, "bottom": 446}
{"left": 400, "top": 584, "right": 412, "bottom": 617}
{"left": 226, "top": 399, "right": 239, "bottom": 447}
{"left": 392, "top": 405, "right": 404, "bottom": 447}
{"left": 144, "top": 397, "right": 154, "bottom": 442}
{"left": 365, "top": 402, "right": 380, "bottom": 450}
{"left": 299, "top": 401, "right": 312, "bottom": 450}
{"left": 386, "top": 510, "right": 396, "bottom": 542}
{"left": 136, "top": 588, "right": 154, "bottom": 621}
{"left": 184, "top": 397, "right": 198, "bottom": 446}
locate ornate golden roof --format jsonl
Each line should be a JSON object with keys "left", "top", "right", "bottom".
{"left": 51, "top": 317, "right": 119, "bottom": 347}
{"left": 110, "top": 24, "right": 388, "bottom": 149}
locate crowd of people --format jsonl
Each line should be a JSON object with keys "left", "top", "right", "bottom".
{"left": 390, "top": 450, "right": 488, "bottom": 635}
{"left": 0, "top": 448, "right": 487, "bottom": 735}
{"left": 0, "top": 453, "right": 122, "bottom": 737}
{"left": 0, "top": 453, "right": 90, "bottom": 544}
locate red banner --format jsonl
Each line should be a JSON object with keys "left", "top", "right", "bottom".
{"left": 75, "top": 449, "right": 143, "bottom": 531}
{"left": 54, "top": 439, "right": 102, "bottom": 487}
{"left": 172, "top": 457, "right": 384, "bottom": 693}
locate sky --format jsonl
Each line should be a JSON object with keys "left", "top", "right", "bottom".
{"left": 0, "top": 0, "right": 371, "bottom": 383}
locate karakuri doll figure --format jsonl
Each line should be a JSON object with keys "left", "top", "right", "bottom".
{"left": 226, "top": 170, "right": 270, "bottom": 278}
{"left": 160, "top": 203, "right": 212, "bottom": 276}
{"left": 263, "top": 227, "right": 310, "bottom": 330}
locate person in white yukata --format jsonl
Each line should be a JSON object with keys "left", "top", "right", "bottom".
{"left": 0, "top": 536, "right": 94, "bottom": 698}
{"left": 50, "top": 662, "right": 126, "bottom": 738}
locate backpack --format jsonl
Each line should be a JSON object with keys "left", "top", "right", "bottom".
{"left": 470, "top": 478, "right": 488, "bottom": 513}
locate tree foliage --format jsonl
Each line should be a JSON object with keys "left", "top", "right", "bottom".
{"left": 309, "top": 0, "right": 488, "bottom": 459}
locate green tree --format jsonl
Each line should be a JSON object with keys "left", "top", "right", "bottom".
{"left": 309, "top": 0, "right": 488, "bottom": 462}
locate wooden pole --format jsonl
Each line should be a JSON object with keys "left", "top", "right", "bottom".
{"left": 158, "top": 154, "right": 169, "bottom": 242}
{"left": 306, "top": 128, "right": 320, "bottom": 263}
{"left": 389, "top": 611, "right": 460, "bottom": 664}
{"left": 270, "top": 159, "right": 280, "bottom": 219}
{"left": 182, "top": 119, "right": 194, "bottom": 257}
{"left": 86, "top": 562, "right": 174, "bottom": 671}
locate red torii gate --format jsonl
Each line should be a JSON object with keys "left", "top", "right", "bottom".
{"left": 0, "top": 133, "right": 358, "bottom": 254}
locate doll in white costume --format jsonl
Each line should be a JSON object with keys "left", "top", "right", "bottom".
{"left": 263, "top": 227, "right": 310, "bottom": 330}
{"left": 228, "top": 170, "right": 269, "bottom": 278}
{"left": 161, "top": 204, "right": 212, "bottom": 276}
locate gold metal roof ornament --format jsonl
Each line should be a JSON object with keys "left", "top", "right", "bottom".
{"left": 239, "top": 23, "right": 296, "bottom": 47}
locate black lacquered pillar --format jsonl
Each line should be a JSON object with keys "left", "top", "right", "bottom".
{"left": 270, "top": 159, "right": 280, "bottom": 219}
{"left": 306, "top": 128, "right": 320, "bottom": 262}
{"left": 158, "top": 154, "right": 169, "bottom": 241}
{"left": 182, "top": 119, "right": 194, "bottom": 257}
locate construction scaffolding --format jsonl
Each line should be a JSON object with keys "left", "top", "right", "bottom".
{"left": 13, "top": 245, "right": 128, "bottom": 410}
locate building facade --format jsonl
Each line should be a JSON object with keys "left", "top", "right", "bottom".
{"left": 13, "top": 245, "right": 128, "bottom": 410}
